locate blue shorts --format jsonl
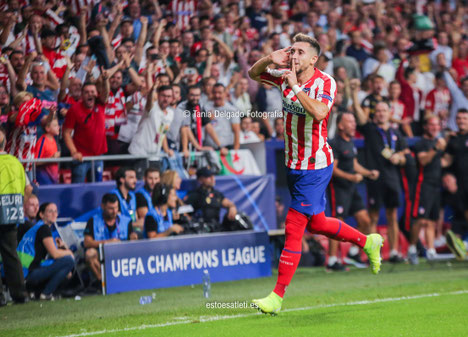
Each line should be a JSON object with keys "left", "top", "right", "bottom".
{"left": 287, "top": 164, "right": 333, "bottom": 216}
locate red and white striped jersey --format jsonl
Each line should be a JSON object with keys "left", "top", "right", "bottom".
{"left": 105, "top": 88, "right": 127, "bottom": 139}
{"left": 170, "top": 0, "right": 198, "bottom": 30}
{"left": 6, "top": 126, "right": 38, "bottom": 172}
{"left": 425, "top": 88, "right": 451, "bottom": 128}
{"left": 260, "top": 68, "right": 336, "bottom": 170}
{"left": 43, "top": 47, "right": 67, "bottom": 79}
{"left": 66, "top": 0, "right": 96, "bottom": 18}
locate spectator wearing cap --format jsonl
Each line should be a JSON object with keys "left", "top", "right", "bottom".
{"left": 184, "top": 167, "right": 238, "bottom": 232}
{"left": 204, "top": 83, "right": 240, "bottom": 152}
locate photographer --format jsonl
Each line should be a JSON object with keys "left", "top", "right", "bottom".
{"left": 184, "top": 167, "right": 238, "bottom": 232}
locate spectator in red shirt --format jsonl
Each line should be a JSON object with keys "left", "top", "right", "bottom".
{"left": 35, "top": 116, "right": 60, "bottom": 185}
{"left": 63, "top": 72, "right": 110, "bottom": 183}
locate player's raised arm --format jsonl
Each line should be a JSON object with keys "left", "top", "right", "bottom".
{"left": 248, "top": 48, "right": 289, "bottom": 82}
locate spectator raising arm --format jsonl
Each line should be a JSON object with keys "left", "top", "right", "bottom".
{"left": 134, "top": 16, "right": 148, "bottom": 66}
{"left": 350, "top": 79, "right": 368, "bottom": 125}
{"left": 16, "top": 51, "right": 37, "bottom": 91}
{"left": 97, "top": 18, "right": 115, "bottom": 65}
{"left": 97, "top": 67, "right": 111, "bottom": 104}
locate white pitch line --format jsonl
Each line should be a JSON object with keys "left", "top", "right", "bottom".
{"left": 59, "top": 290, "right": 468, "bottom": 337}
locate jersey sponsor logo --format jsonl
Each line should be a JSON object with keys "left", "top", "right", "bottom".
{"left": 283, "top": 101, "right": 306, "bottom": 116}
{"left": 317, "top": 93, "right": 333, "bottom": 102}
{"left": 303, "top": 87, "right": 311, "bottom": 94}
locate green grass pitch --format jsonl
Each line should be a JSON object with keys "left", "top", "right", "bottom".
{"left": 1, "top": 261, "right": 467, "bottom": 337}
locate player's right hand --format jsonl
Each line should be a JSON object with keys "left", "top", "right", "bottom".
{"left": 270, "top": 48, "right": 290, "bottom": 68}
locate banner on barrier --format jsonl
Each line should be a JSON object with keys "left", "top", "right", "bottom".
{"left": 102, "top": 231, "right": 272, "bottom": 294}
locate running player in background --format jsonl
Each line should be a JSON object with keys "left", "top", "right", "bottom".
{"left": 248, "top": 33, "right": 384, "bottom": 315}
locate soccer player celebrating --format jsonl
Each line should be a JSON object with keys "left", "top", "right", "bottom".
{"left": 248, "top": 33, "right": 384, "bottom": 315}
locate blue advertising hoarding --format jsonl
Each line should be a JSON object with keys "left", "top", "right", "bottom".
{"left": 102, "top": 231, "right": 272, "bottom": 294}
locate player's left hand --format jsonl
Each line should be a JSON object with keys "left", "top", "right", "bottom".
{"left": 283, "top": 60, "right": 298, "bottom": 88}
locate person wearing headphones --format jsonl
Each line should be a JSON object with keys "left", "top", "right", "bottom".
{"left": 144, "top": 183, "right": 184, "bottom": 238}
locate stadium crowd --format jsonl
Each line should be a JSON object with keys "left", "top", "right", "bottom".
{"left": 1, "top": 0, "right": 468, "bottom": 302}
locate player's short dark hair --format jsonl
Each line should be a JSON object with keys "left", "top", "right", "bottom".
{"left": 169, "top": 39, "right": 180, "bottom": 45}
{"left": 336, "top": 111, "right": 354, "bottom": 126}
{"left": 101, "top": 193, "right": 119, "bottom": 205}
{"left": 292, "top": 33, "right": 321, "bottom": 55}
{"left": 460, "top": 76, "right": 468, "bottom": 85}
{"left": 115, "top": 166, "right": 136, "bottom": 187}
{"left": 157, "top": 85, "right": 173, "bottom": 93}
{"left": 457, "top": 108, "right": 468, "bottom": 114}
{"left": 389, "top": 80, "right": 400, "bottom": 87}
{"left": 144, "top": 167, "right": 160, "bottom": 177}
